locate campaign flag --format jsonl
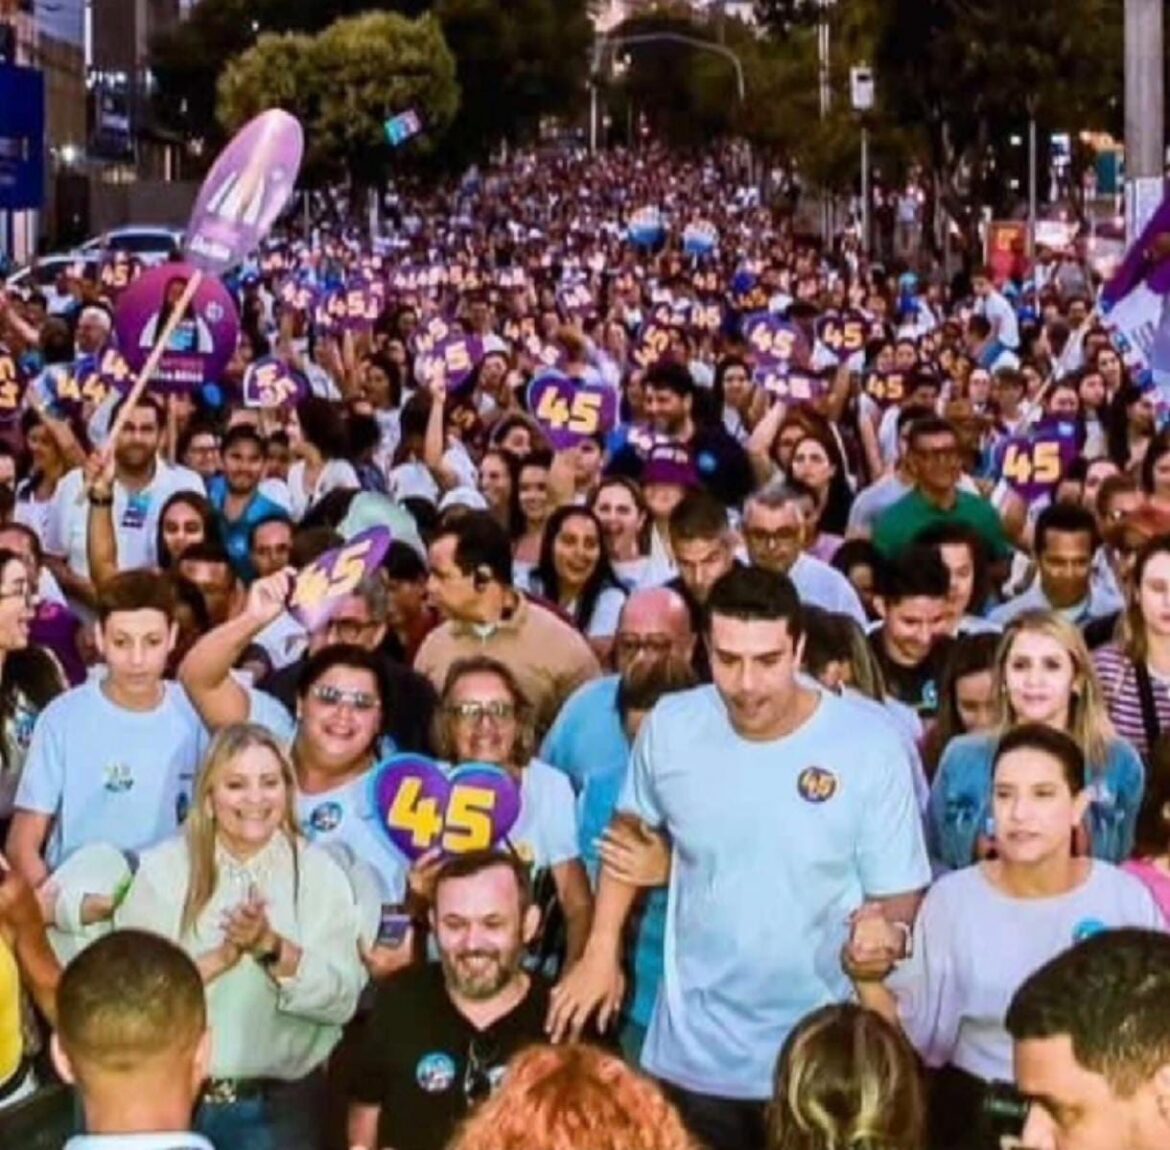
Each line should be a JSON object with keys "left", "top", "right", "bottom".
{"left": 1101, "top": 185, "right": 1170, "bottom": 388}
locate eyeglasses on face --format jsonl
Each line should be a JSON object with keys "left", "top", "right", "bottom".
{"left": 0, "top": 583, "right": 37, "bottom": 604}
{"left": 325, "top": 617, "right": 375, "bottom": 643}
{"left": 445, "top": 700, "right": 517, "bottom": 724}
{"left": 614, "top": 634, "right": 674, "bottom": 656}
{"left": 308, "top": 684, "right": 379, "bottom": 712}
{"left": 745, "top": 526, "right": 802, "bottom": 551}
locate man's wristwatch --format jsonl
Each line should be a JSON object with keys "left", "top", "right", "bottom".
{"left": 88, "top": 492, "right": 114, "bottom": 507}
{"left": 256, "top": 934, "right": 282, "bottom": 969}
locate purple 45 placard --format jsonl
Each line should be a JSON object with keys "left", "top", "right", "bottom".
{"left": 996, "top": 420, "right": 1080, "bottom": 504}
{"left": 288, "top": 527, "right": 392, "bottom": 633}
{"left": 372, "top": 755, "right": 521, "bottom": 861}
{"left": 527, "top": 372, "right": 617, "bottom": 450}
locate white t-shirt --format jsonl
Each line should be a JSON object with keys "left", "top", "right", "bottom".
{"left": 44, "top": 463, "right": 204, "bottom": 589}
{"left": 15, "top": 678, "right": 209, "bottom": 868}
{"left": 499, "top": 758, "right": 580, "bottom": 875}
{"left": 286, "top": 459, "right": 360, "bottom": 522}
{"left": 789, "top": 553, "right": 866, "bottom": 625}
{"left": 890, "top": 862, "right": 1162, "bottom": 1081}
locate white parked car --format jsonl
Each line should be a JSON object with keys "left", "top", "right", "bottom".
{"left": 5, "top": 253, "right": 101, "bottom": 314}
{"left": 77, "top": 226, "right": 183, "bottom": 265}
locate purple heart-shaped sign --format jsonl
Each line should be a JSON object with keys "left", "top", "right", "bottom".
{"left": 288, "top": 527, "right": 392, "bottom": 633}
{"left": 527, "top": 372, "right": 617, "bottom": 451}
{"left": 372, "top": 756, "right": 521, "bottom": 861}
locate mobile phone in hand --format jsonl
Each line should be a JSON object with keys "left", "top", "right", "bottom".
{"left": 377, "top": 905, "right": 411, "bottom": 947}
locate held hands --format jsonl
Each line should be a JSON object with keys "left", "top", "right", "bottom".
{"left": 841, "top": 903, "right": 903, "bottom": 983}
{"left": 598, "top": 816, "right": 670, "bottom": 887}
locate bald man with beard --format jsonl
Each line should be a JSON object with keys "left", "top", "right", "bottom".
{"left": 541, "top": 586, "right": 696, "bottom": 1059}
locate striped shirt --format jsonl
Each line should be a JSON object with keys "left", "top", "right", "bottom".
{"left": 1092, "top": 643, "right": 1170, "bottom": 761}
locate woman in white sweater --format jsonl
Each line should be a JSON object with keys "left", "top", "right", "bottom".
{"left": 114, "top": 722, "right": 366, "bottom": 1150}
{"left": 844, "top": 722, "right": 1163, "bottom": 1150}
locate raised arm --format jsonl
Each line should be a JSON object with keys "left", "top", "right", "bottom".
{"left": 178, "top": 570, "right": 292, "bottom": 730}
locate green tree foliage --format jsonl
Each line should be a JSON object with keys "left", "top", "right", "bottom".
{"left": 217, "top": 12, "right": 459, "bottom": 189}
{"left": 153, "top": 0, "right": 591, "bottom": 170}
{"left": 871, "top": 0, "right": 1123, "bottom": 235}
{"left": 434, "top": 0, "right": 594, "bottom": 161}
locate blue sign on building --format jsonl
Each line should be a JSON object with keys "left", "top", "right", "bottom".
{"left": 0, "top": 64, "right": 45, "bottom": 211}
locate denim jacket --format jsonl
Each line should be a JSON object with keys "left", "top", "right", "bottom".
{"left": 928, "top": 731, "right": 1145, "bottom": 870}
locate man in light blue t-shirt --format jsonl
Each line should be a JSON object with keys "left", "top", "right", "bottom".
{"left": 548, "top": 565, "right": 930, "bottom": 1150}
{"left": 7, "top": 571, "right": 208, "bottom": 886}
{"left": 541, "top": 586, "right": 695, "bottom": 1059}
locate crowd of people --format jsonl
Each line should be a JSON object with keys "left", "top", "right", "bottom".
{"left": 0, "top": 142, "right": 1168, "bottom": 1150}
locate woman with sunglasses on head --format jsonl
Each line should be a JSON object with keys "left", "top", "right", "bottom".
{"left": 524, "top": 506, "right": 627, "bottom": 663}
{"left": 179, "top": 573, "right": 416, "bottom": 978}
{"left": 432, "top": 656, "right": 592, "bottom": 970}
{"left": 845, "top": 724, "right": 1160, "bottom": 1150}
{"left": 112, "top": 722, "right": 366, "bottom": 1150}
{"left": 929, "top": 610, "right": 1144, "bottom": 872}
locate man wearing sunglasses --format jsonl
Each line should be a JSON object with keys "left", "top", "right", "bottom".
{"left": 349, "top": 850, "right": 548, "bottom": 1150}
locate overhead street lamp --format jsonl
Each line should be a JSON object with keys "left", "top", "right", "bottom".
{"left": 589, "top": 31, "right": 747, "bottom": 154}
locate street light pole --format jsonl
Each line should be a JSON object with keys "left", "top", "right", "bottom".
{"left": 1124, "top": 0, "right": 1165, "bottom": 240}
{"left": 1027, "top": 109, "right": 1037, "bottom": 257}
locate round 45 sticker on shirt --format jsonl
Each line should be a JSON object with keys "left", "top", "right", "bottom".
{"left": 372, "top": 754, "right": 521, "bottom": 860}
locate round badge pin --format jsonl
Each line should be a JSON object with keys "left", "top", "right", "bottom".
{"left": 797, "top": 766, "right": 838, "bottom": 804}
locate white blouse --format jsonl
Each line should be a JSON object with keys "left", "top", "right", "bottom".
{"left": 116, "top": 832, "right": 366, "bottom": 1080}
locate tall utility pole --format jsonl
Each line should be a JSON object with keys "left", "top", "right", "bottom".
{"left": 818, "top": 0, "right": 833, "bottom": 244}
{"left": 1124, "top": 0, "right": 1165, "bottom": 240}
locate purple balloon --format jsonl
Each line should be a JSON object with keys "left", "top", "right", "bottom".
{"left": 372, "top": 757, "right": 521, "bottom": 861}
{"left": 113, "top": 262, "right": 240, "bottom": 394}
{"left": 527, "top": 372, "right": 617, "bottom": 451}
{"left": 185, "top": 109, "right": 304, "bottom": 274}
{"left": 288, "top": 527, "right": 392, "bottom": 633}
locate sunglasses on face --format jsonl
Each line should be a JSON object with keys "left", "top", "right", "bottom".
{"left": 446, "top": 700, "right": 517, "bottom": 724}
{"left": 309, "top": 684, "right": 379, "bottom": 712}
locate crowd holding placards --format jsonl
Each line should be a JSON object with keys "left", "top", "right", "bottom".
{"left": 2, "top": 141, "right": 1170, "bottom": 1150}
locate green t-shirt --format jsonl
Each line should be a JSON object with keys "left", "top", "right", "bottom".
{"left": 872, "top": 488, "right": 1013, "bottom": 561}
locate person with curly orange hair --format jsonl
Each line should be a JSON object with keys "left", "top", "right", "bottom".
{"left": 447, "top": 1043, "right": 701, "bottom": 1150}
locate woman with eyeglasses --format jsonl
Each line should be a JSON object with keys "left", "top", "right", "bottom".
{"left": 112, "top": 722, "right": 365, "bottom": 1150}
{"left": 929, "top": 610, "right": 1144, "bottom": 871}
{"left": 179, "top": 573, "right": 416, "bottom": 974}
{"left": 432, "top": 656, "right": 592, "bottom": 970}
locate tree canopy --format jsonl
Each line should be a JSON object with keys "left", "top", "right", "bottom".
{"left": 217, "top": 12, "right": 460, "bottom": 189}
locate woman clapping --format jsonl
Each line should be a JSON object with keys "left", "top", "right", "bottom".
{"left": 115, "top": 723, "right": 365, "bottom": 1150}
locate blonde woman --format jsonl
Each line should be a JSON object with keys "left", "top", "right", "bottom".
{"left": 928, "top": 609, "right": 1145, "bottom": 870}
{"left": 114, "top": 723, "right": 366, "bottom": 1150}
{"left": 767, "top": 1003, "right": 925, "bottom": 1150}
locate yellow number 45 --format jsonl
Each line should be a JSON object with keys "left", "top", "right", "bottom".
{"left": 1003, "top": 441, "right": 1061, "bottom": 486}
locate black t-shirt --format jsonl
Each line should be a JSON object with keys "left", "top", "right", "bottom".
{"left": 350, "top": 965, "right": 551, "bottom": 1150}
{"left": 868, "top": 629, "right": 953, "bottom": 718}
